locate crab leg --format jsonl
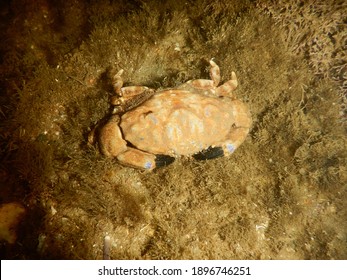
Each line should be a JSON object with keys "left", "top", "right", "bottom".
{"left": 110, "top": 71, "right": 155, "bottom": 114}
{"left": 215, "top": 71, "right": 238, "bottom": 97}
{"left": 180, "top": 60, "right": 221, "bottom": 90}
{"left": 110, "top": 68, "right": 154, "bottom": 109}
{"left": 111, "top": 85, "right": 152, "bottom": 105}
{"left": 210, "top": 60, "right": 238, "bottom": 97}
{"left": 209, "top": 60, "right": 221, "bottom": 86}
{"left": 177, "top": 60, "right": 237, "bottom": 98}
{"left": 185, "top": 79, "right": 215, "bottom": 89}
{"left": 111, "top": 70, "right": 123, "bottom": 94}
{"left": 111, "top": 87, "right": 154, "bottom": 114}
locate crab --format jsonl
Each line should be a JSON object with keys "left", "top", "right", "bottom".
{"left": 89, "top": 60, "right": 252, "bottom": 170}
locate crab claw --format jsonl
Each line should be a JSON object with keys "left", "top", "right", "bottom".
{"left": 98, "top": 115, "right": 127, "bottom": 157}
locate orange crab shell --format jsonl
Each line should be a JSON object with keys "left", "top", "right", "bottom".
{"left": 120, "top": 89, "right": 251, "bottom": 157}
{"left": 92, "top": 60, "right": 252, "bottom": 170}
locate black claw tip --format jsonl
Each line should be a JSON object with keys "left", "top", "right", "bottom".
{"left": 155, "top": 154, "right": 175, "bottom": 168}
{"left": 193, "top": 146, "right": 224, "bottom": 160}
